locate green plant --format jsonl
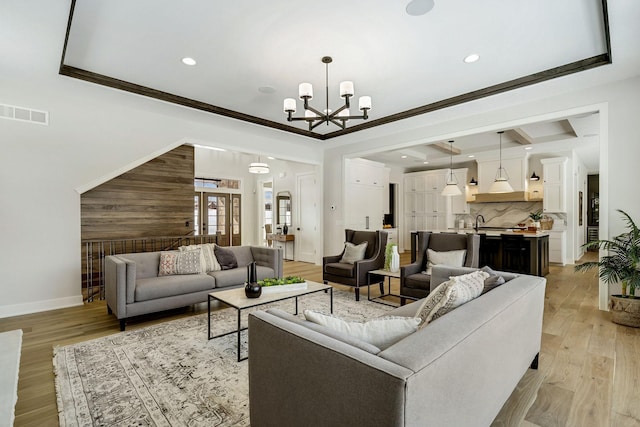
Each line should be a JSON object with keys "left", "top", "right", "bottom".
{"left": 529, "top": 210, "right": 543, "bottom": 221}
{"left": 257, "top": 276, "right": 305, "bottom": 287}
{"left": 384, "top": 242, "right": 397, "bottom": 271}
{"left": 575, "top": 209, "right": 640, "bottom": 297}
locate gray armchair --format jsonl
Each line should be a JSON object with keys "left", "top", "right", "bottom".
{"left": 323, "top": 229, "right": 388, "bottom": 301}
{"left": 400, "top": 231, "right": 480, "bottom": 304}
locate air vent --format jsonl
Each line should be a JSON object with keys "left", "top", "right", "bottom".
{"left": 0, "top": 103, "right": 49, "bottom": 125}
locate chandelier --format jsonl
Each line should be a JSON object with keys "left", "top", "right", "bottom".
{"left": 283, "top": 56, "right": 371, "bottom": 132}
{"left": 248, "top": 157, "right": 269, "bottom": 174}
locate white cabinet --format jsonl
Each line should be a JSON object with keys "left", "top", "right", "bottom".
{"left": 450, "top": 168, "right": 469, "bottom": 214}
{"left": 345, "top": 159, "right": 388, "bottom": 231}
{"left": 477, "top": 157, "right": 527, "bottom": 193}
{"left": 541, "top": 157, "right": 568, "bottom": 213}
{"left": 403, "top": 169, "right": 453, "bottom": 242}
{"left": 549, "top": 230, "right": 566, "bottom": 264}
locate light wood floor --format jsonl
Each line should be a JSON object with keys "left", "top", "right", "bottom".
{"left": 1, "top": 252, "right": 639, "bottom": 427}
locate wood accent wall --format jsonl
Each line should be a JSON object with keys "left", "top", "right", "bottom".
{"left": 81, "top": 145, "right": 194, "bottom": 240}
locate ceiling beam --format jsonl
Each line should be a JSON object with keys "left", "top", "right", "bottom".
{"left": 430, "top": 142, "right": 462, "bottom": 155}
{"left": 559, "top": 119, "right": 578, "bottom": 138}
{"left": 508, "top": 128, "right": 534, "bottom": 145}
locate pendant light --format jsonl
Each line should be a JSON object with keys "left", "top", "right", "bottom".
{"left": 489, "top": 131, "right": 514, "bottom": 193}
{"left": 530, "top": 171, "right": 540, "bottom": 181}
{"left": 441, "top": 140, "right": 462, "bottom": 196}
{"left": 469, "top": 177, "right": 478, "bottom": 186}
{"left": 248, "top": 156, "right": 270, "bottom": 174}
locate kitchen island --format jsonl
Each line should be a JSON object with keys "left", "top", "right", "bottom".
{"left": 409, "top": 229, "right": 549, "bottom": 276}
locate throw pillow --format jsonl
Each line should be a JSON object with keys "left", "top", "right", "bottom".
{"left": 304, "top": 310, "right": 421, "bottom": 350}
{"left": 424, "top": 249, "right": 467, "bottom": 274}
{"left": 340, "top": 241, "right": 368, "bottom": 264}
{"left": 158, "top": 249, "right": 201, "bottom": 276}
{"left": 179, "top": 243, "right": 221, "bottom": 273}
{"left": 214, "top": 245, "right": 238, "bottom": 270}
{"left": 480, "top": 265, "right": 506, "bottom": 294}
{"left": 415, "top": 270, "right": 489, "bottom": 328}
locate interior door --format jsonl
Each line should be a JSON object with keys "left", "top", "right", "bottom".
{"left": 202, "top": 192, "right": 230, "bottom": 246}
{"left": 297, "top": 172, "right": 319, "bottom": 264}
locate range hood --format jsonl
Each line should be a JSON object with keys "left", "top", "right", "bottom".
{"left": 471, "top": 191, "right": 542, "bottom": 203}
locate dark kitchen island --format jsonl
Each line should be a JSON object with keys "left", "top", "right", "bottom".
{"left": 479, "top": 232, "right": 549, "bottom": 277}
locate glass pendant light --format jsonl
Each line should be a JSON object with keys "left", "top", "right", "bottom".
{"left": 441, "top": 140, "right": 462, "bottom": 196}
{"left": 489, "top": 131, "right": 514, "bottom": 193}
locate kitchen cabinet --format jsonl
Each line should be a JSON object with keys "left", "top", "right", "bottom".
{"left": 403, "top": 170, "right": 448, "bottom": 243}
{"left": 450, "top": 168, "right": 469, "bottom": 214}
{"left": 548, "top": 230, "right": 566, "bottom": 264}
{"left": 477, "top": 156, "right": 527, "bottom": 193}
{"left": 479, "top": 233, "right": 549, "bottom": 277}
{"left": 541, "top": 157, "right": 567, "bottom": 213}
{"left": 345, "top": 158, "right": 388, "bottom": 231}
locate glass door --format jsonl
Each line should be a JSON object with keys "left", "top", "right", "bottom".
{"left": 194, "top": 192, "right": 241, "bottom": 246}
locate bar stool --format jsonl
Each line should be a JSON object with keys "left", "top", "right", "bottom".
{"left": 501, "top": 234, "right": 528, "bottom": 273}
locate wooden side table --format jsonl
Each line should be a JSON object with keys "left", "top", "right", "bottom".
{"left": 266, "top": 233, "right": 295, "bottom": 260}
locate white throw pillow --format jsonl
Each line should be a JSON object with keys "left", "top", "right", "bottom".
{"left": 340, "top": 241, "right": 368, "bottom": 264}
{"left": 179, "top": 243, "right": 221, "bottom": 273}
{"left": 304, "top": 310, "right": 421, "bottom": 349}
{"left": 415, "top": 270, "right": 489, "bottom": 328}
{"left": 424, "top": 248, "right": 467, "bottom": 274}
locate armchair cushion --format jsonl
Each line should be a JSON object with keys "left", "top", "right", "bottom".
{"left": 340, "top": 241, "right": 368, "bottom": 264}
{"left": 324, "top": 262, "right": 355, "bottom": 278}
{"left": 425, "top": 249, "right": 467, "bottom": 274}
{"left": 304, "top": 310, "right": 421, "bottom": 350}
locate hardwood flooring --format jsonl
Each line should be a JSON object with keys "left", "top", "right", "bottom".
{"left": 1, "top": 252, "right": 638, "bottom": 426}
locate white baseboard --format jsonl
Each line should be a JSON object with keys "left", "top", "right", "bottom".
{"left": 0, "top": 295, "right": 84, "bottom": 319}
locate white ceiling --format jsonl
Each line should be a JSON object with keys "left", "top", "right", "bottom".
{"left": 59, "top": 0, "right": 626, "bottom": 172}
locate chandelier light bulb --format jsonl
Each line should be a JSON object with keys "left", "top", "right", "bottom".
{"left": 359, "top": 96, "right": 372, "bottom": 111}
{"left": 339, "top": 81, "right": 354, "bottom": 97}
{"left": 283, "top": 98, "right": 296, "bottom": 113}
{"left": 298, "top": 83, "right": 313, "bottom": 99}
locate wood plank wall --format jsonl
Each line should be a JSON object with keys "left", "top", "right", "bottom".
{"left": 81, "top": 145, "right": 194, "bottom": 241}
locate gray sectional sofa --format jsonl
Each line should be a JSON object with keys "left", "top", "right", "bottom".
{"left": 105, "top": 245, "right": 282, "bottom": 330}
{"left": 248, "top": 265, "right": 545, "bottom": 427}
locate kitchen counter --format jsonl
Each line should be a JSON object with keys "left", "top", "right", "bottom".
{"left": 418, "top": 229, "right": 550, "bottom": 237}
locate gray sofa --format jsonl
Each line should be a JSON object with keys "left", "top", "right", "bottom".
{"left": 248, "top": 265, "right": 545, "bottom": 427}
{"left": 105, "top": 245, "right": 282, "bottom": 330}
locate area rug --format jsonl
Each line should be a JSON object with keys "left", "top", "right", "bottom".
{"left": 54, "top": 290, "right": 393, "bottom": 426}
{"left": 0, "top": 329, "right": 22, "bottom": 427}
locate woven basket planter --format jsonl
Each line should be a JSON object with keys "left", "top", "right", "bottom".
{"left": 609, "top": 295, "right": 640, "bottom": 328}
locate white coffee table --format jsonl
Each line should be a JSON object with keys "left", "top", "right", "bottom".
{"left": 207, "top": 281, "right": 333, "bottom": 361}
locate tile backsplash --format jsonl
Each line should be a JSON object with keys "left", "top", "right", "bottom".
{"left": 455, "top": 202, "right": 567, "bottom": 229}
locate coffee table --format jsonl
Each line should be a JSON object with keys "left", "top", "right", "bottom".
{"left": 367, "top": 269, "right": 418, "bottom": 307}
{"left": 207, "top": 281, "right": 333, "bottom": 361}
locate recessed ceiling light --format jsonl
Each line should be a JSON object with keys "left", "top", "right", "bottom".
{"left": 463, "top": 54, "right": 480, "bottom": 64}
{"left": 406, "top": 0, "right": 435, "bottom": 16}
{"left": 468, "top": 155, "right": 475, "bottom": 158}
{"left": 267, "top": 156, "right": 275, "bottom": 160}
{"left": 423, "top": 161, "right": 429, "bottom": 164}
{"left": 401, "top": 155, "right": 408, "bottom": 159}
{"left": 524, "top": 146, "right": 533, "bottom": 150}
{"left": 258, "top": 86, "right": 276, "bottom": 94}
{"left": 182, "top": 57, "right": 197, "bottom": 66}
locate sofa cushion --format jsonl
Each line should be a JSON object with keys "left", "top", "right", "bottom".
{"left": 304, "top": 310, "right": 421, "bottom": 350}
{"left": 179, "top": 243, "right": 220, "bottom": 272}
{"left": 415, "top": 270, "right": 489, "bottom": 327}
{"left": 324, "top": 262, "right": 355, "bottom": 278}
{"left": 425, "top": 249, "right": 466, "bottom": 275}
{"left": 480, "top": 266, "right": 507, "bottom": 294}
{"left": 340, "top": 241, "right": 368, "bottom": 264}
{"left": 214, "top": 245, "right": 238, "bottom": 270}
{"left": 158, "top": 250, "right": 201, "bottom": 276}
{"left": 209, "top": 268, "right": 247, "bottom": 288}
{"left": 134, "top": 274, "right": 215, "bottom": 302}
{"left": 266, "top": 309, "right": 382, "bottom": 354}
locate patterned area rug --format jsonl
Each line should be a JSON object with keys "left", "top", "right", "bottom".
{"left": 54, "top": 290, "right": 393, "bottom": 426}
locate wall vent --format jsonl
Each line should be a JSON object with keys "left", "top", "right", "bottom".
{"left": 0, "top": 103, "right": 49, "bottom": 125}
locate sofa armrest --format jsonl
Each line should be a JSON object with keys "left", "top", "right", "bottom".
{"left": 250, "top": 246, "right": 283, "bottom": 278}
{"left": 105, "top": 256, "right": 128, "bottom": 320}
{"left": 248, "top": 311, "right": 412, "bottom": 426}
{"left": 430, "top": 265, "right": 520, "bottom": 292}
{"left": 401, "top": 262, "right": 423, "bottom": 278}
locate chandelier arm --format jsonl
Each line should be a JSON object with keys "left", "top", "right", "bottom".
{"left": 329, "top": 118, "right": 346, "bottom": 129}
{"left": 305, "top": 105, "right": 325, "bottom": 117}
{"left": 310, "top": 119, "right": 330, "bottom": 131}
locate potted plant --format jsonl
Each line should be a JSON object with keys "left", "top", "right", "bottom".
{"left": 529, "top": 210, "right": 543, "bottom": 229}
{"left": 575, "top": 209, "right": 640, "bottom": 327}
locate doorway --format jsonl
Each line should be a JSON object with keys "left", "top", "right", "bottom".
{"left": 194, "top": 192, "right": 241, "bottom": 246}
{"left": 261, "top": 181, "right": 273, "bottom": 246}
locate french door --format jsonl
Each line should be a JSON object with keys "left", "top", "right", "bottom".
{"left": 194, "top": 192, "right": 241, "bottom": 246}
